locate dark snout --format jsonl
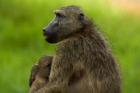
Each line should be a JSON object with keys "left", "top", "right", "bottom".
{"left": 43, "top": 26, "right": 53, "bottom": 36}
{"left": 43, "top": 23, "right": 58, "bottom": 43}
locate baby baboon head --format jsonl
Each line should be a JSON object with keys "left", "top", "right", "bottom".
{"left": 43, "top": 5, "right": 88, "bottom": 43}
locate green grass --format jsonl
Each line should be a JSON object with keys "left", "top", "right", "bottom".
{"left": 0, "top": 0, "right": 140, "bottom": 93}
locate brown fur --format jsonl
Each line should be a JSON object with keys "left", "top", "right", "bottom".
{"left": 29, "top": 56, "right": 52, "bottom": 93}
{"left": 29, "top": 56, "right": 86, "bottom": 93}
{"left": 33, "top": 5, "right": 121, "bottom": 93}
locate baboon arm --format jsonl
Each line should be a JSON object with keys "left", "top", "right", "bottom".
{"left": 29, "top": 64, "right": 39, "bottom": 87}
{"left": 35, "top": 54, "right": 73, "bottom": 93}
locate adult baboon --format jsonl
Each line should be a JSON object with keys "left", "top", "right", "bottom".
{"left": 31, "top": 5, "right": 121, "bottom": 93}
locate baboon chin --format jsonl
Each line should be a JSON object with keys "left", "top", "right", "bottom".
{"left": 30, "top": 5, "right": 121, "bottom": 93}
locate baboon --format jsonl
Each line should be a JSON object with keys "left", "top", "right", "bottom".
{"left": 32, "top": 5, "right": 121, "bottom": 93}
{"left": 29, "top": 56, "right": 52, "bottom": 93}
{"left": 29, "top": 56, "right": 87, "bottom": 93}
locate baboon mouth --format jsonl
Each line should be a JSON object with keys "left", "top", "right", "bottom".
{"left": 43, "top": 33, "right": 52, "bottom": 41}
{"left": 45, "top": 36, "right": 58, "bottom": 43}
{"left": 43, "top": 32, "right": 58, "bottom": 43}
{"left": 43, "top": 32, "right": 49, "bottom": 40}
{"left": 43, "top": 32, "right": 47, "bottom": 37}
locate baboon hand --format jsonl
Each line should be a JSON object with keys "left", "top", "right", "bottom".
{"left": 29, "top": 64, "right": 39, "bottom": 87}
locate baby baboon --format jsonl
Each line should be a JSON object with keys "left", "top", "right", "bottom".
{"left": 34, "top": 5, "right": 121, "bottom": 93}
{"left": 29, "top": 56, "right": 52, "bottom": 93}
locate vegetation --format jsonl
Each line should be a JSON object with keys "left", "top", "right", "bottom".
{"left": 0, "top": 0, "right": 140, "bottom": 93}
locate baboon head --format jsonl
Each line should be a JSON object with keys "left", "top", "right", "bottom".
{"left": 43, "top": 5, "right": 88, "bottom": 43}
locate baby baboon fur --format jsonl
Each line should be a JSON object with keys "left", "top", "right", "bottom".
{"left": 34, "top": 5, "right": 121, "bottom": 93}
{"left": 29, "top": 56, "right": 52, "bottom": 93}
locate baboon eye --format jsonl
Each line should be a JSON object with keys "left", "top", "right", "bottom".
{"left": 79, "top": 13, "right": 84, "bottom": 17}
{"left": 78, "top": 13, "right": 84, "bottom": 20}
{"left": 54, "top": 10, "right": 66, "bottom": 18}
{"left": 56, "top": 12, "right": 62, "bottom": 17}
{"left": 55, "top": 12, "right": 65, "bottom": 18}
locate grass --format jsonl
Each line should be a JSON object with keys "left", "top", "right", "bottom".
{"left": 0, "top": 0, "right": 140, "bottom": 93}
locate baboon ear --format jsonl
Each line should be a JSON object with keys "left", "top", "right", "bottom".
{"left": 78, "top": 13, "right": 84, "bottom": 20}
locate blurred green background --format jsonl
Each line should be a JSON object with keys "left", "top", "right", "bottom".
{"left": 0, "top": 0, "right": 140, "bottom": 93}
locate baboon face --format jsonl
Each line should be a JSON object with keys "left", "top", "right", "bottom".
{"left": 43, "top": 6, "right": 85, "bottom": 43}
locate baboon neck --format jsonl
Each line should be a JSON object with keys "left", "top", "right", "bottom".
{"left": 57, "top": 23, "right": 107, "bottom": 53}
